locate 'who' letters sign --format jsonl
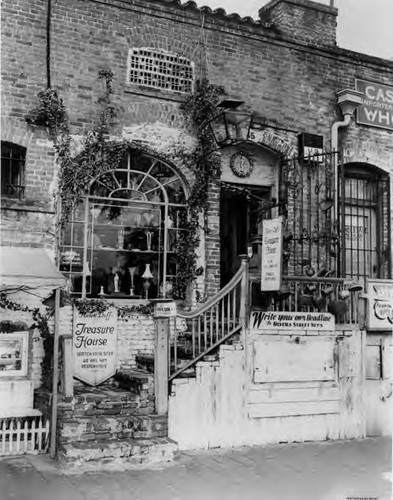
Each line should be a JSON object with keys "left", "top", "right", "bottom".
{"left": 261, "top": 216, "right": 283, "bottom": 292}
{"left": 73, "top": 306, "right": 118, "bottom": 386}
{"left": 355, "top": 79, "right": 393, "bottom": 131}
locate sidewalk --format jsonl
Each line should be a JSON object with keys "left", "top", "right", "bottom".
{"left": 0, "top": 437, "right": 391, "bottom": 500}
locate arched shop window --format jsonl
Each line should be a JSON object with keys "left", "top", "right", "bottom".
{"left": 59, "top": 151, "right": 189, "bottom": 299}
{"left": 340, "top": 164, "right": 391, "bottom": 281}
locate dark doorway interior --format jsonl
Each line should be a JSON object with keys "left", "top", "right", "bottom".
{"left": 220, "top": 185, "right": 271, "bottom": 287}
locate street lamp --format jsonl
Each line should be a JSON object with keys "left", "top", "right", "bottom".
{"left": 208, "top": 99, "right": 253, "bottom": 147}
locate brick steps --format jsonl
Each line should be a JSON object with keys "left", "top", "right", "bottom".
{"left": 58, "top": 413, "right": 168, "bottom": 443}
{"left": 58, "top": 436, "right": 177, "bottom": 468}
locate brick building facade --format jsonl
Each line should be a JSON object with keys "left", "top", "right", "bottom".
{"left": 1, "top": 0, "right": 392, "bottom": 457}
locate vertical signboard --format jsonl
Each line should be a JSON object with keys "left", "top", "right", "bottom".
{"left": 261, "top": 216, "right": 283, "bottom": 292}
{"left": 355, "top": 79, "right": 393, "bottom": 131}
{"left": 365, "top": 279, "right": 393, "bottom": 331}
{"left": 73, "top": 306, "right": 118, "bottom": 385}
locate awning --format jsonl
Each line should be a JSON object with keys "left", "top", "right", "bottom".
{"left": 0, "top": 247, "right": 66, "bottom": 289}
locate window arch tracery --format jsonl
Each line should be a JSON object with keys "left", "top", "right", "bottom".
{"left": 59, "top": 151, "right": 189, "bottom": 299}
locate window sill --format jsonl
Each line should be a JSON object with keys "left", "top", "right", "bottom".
{"left": 124, "top": 84, "right": 189, "bottom": 103}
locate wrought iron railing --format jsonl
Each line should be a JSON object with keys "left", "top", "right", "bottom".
{"left": 250, "top": 274, "right": 362, "bottom": 325}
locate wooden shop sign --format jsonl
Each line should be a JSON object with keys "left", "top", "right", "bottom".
{"left": 73, "top": 306, "right": 118, "bottom": 386}
{"left": 261, "top": 216, "right": 283, "bottom": 292}
{"left": 356, "top": 79, "right": 393, "bottom": 131}
{"left": 250, "top": 310, "right": 335, "bottom": 331}
{"left": 365, "top": 279, "right": 393, "bottom": 331}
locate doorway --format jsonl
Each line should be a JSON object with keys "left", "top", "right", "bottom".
{"left": 220, "top": 185, "right": 271, "bottom": 287}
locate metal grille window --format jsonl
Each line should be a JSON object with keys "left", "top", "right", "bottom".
{"left": 1, "top": 142, "right": 26, "bottom": 199}
{"left": 127, "top": 48, "right": 193, "bottom": 93}
{"left": 339, "top": 165, "right": 391, "bottom": 281}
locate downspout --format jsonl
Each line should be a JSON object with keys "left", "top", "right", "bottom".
{"left": 46, "top": 0, "right": 52, "bottom": 88}
{"left": 331, "top": 113, "right": 352, "bottom": 224}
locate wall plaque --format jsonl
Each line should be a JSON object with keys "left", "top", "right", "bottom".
{"left": 73, "top": 306, "right": 118, "bottom": 386}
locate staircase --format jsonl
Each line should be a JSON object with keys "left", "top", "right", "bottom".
{"left": 56, "top": 372, "right": 177, "bottom": 469}
{"left": 136, "top": 257, "right": 248, "bottom": 382}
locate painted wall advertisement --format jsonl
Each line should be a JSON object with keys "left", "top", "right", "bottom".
{"left": 73, "top": 306, "right": 118, "bottom": 385}
{"left": 355, "top": 79, "right": 393, "bottom": 131}
{"left": 261, "top": 216, "right": 283, "bottom": 292}
{"left": 250, "top": 310, "right": 335, "bottom": 332}
{"left": 365, "top": 279, "right": 393, "bottom": 331}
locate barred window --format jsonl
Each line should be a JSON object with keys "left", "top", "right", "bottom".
{"left": 127, "top": 48, "right": 193, "bottom": 93}
{"left": 1, "top": 141, "right": 26, "bottom": 199}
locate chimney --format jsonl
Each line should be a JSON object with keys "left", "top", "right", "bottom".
{"left": 259, "top": 0, "right": 338, "bottom": 48}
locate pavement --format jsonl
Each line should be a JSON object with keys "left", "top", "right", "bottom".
{"left": 0, "top": 437, "right": 391, "bottom": 500}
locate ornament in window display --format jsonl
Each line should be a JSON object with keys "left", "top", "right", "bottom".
{"left": 142, "top": 263, "right": 154, "bottom": 299}
{"left": 113, "top": 273, "right": 120, "bottom": 293}
{"left": 145, "top": 231, "right": 153, "bottom": 251}
{"left": 117, "top": 228, "right": 125, "bottom": 249}
{"left": 128, "top": 267, "right": 138, "bottom": 296}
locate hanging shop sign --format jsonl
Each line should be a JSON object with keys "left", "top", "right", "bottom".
{"left": 73, "top": 306, "right": 118, "bottom": 385}
{"left": 250, "top": 310, "right": 335, "bottom": 332}
{"left": 365, "top": 279, "right": 393, "bottom": 331}
{"left": 355, "top": 79, "right": 393, "bottom": 131}
{"left": 260, "top": 216, "right": 283, "bottom": 292}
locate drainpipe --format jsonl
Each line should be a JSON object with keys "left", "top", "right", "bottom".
{"left": 331, "top": 113, "right": 352, "bottom": 224}
{"left": 331, "top": 89, "right": 364, "bottom": 227}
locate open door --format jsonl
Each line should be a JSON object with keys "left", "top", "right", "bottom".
{"left": 220, "top": 185, "right": 271, "bottom": 287}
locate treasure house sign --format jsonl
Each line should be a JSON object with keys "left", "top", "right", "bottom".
{"left": 73, "top": 306, "right": 118, "bottom": 386}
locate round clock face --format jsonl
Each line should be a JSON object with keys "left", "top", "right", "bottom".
{"left": 230, "top": 152, "right": 253, "bottom": 177}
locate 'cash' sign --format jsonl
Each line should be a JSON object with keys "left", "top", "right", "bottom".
{"left": 356, "top": 79, "right": 393, "bottom": 131}
{"left": 73, "top": 306, "right": 118, "bottom": 386}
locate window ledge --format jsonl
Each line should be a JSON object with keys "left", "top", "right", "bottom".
{"left": 124, "top": 84, "right": 189, "bottom": 103}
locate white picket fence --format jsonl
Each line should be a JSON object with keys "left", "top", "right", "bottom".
{"left": 0, "top": 417, "right": 50, "bottom": 456}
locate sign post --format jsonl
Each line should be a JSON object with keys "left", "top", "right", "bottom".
{"left": 73, "top": 306, "right": 118, "bottom": 386}
{"left": 153, "top": 300, "right": 176, "bottom": 415}
{"left": 261, "top": 216, "right": 283, "bottom": 292}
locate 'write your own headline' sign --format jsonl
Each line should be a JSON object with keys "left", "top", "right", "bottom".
{"left": 261, "top": 216, "right": 283, "bottom": 292}
{"left": 250, "top": 310, "right": 335, "bottom": 331}
{"left": 73, "top": 306, "right": 118, "bottom": 386}
{"left": 355, "top": 79, "right": 393, "bottom": 131}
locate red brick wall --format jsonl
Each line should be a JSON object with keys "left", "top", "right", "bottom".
{"left": 1, "top": 0, "right": 392, "bottom": 292}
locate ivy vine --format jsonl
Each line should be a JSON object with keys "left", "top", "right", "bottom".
{"left": 74, "top": 298, "right": 154, "bottom": 319}
{"left": 26, "top": 74, "right": 225, "bottom": 301}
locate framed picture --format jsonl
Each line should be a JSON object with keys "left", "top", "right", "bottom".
{"left": 0, "top": 332, "right": 29, "bottom": 377}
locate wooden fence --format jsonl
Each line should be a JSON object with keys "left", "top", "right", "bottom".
{"left": 0, "top": 417, "right": 50, "bottom": 456}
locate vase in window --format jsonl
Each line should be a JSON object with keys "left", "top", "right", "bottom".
{"left": 142, "top": 263, "right": 154, "bottom": 299}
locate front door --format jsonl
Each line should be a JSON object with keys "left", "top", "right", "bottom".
{"left": 220, "top": 185, "right": 271, "bottom": 287}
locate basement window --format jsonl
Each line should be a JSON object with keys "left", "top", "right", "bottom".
{"left": 1, "top": 141, "right": 26, "bottom": 199}
{"left": 127, "top": 48, "right": 194, "bottom": 93}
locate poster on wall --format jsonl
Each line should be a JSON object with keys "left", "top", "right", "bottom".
{"left": 365, "top": 279, "right": 393, "bottom": 331}
{"left": 73, "top": 306, "right": 118, "bottom": 385}
{"left": 260, "top": 216, "right": 283, "bottom": 292}
{"left": 355, "top": 79, "right": 393, "bottom": 131}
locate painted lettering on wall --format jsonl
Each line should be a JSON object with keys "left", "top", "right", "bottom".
{"left": 73, "top": 307, "right": 118, "bottom": 385}
{"left": 356, "top": 79, "right": 393, "bottom": 131}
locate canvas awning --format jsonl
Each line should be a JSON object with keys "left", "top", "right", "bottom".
{"left": 0, "top": 247, "right": 66, "bottom": 289}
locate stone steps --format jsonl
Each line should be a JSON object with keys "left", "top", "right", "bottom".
{"left": 58, "top": 413, "right": 168, "bottom": 443}
{"left": 58, "top": 436, "right": 177, "bottom": 469}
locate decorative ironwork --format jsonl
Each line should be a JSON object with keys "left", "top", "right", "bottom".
{"left": 280, "top": 151, "right": 339, "bottom": 279}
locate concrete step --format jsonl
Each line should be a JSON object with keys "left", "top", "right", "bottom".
{"left": 58, "top": 437, "right": 178, "bottom": 468}
{"left": 58, "top": 414, "right": 168, "bottom": 443}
